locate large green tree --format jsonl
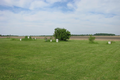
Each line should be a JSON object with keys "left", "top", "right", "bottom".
{"left": 54, "top": 28, "right": 71, "bottom": 41}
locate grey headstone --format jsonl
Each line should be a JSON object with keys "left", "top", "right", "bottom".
{"left": 56, "top": 39, "right": 58, "bottom": 42}
{"left": 50, "top": 39, "right": 52, "bottom": 42}
{"left": 20, "top": 38, "right": 22, "bottom": 41}
{"left": 108, "top": 41, "right": 111, "bottom": 44}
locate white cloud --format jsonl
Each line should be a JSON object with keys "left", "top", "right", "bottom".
{"left": 0, "top": 0, "right": 120, "bottom": 35}
{"left": 0, "top": 0, "right": 67, "bottom": 9}
{"left": 46, "top": 0, "right": 65, "bottom": 4}
{"left": 67, "top": 3, "right": 75, "bottom": 9}
{"left": 75, "top": 0, "right": 120, "bottom": 14}
{"left": 1, "top": 8, "right": 120, "bottom": 34}
{"left": 29, "top": 0, "right": 49, "bottom": 10}
{"left": 0, "top": 0, "right": 32, "bottom": 8}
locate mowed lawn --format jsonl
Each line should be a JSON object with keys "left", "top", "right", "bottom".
{"left": 0, "top": 38, "right": 120, "bottom": 80}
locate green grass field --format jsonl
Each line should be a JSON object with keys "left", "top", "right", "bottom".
{"left": 0, "top": 38, "right": 120, "bottom": 80}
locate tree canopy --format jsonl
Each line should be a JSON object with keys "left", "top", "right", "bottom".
{"left": 53, "top": 28, "right": 71, "bottom": 41}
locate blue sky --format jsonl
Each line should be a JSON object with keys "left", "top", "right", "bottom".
{"left": 0, "top": 0, "right": 120, "bottom": 35}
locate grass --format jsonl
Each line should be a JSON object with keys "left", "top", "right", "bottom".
{"left": 0, "top": 38, "right": 120, "bottom": 80}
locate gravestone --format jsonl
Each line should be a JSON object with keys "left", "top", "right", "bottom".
{"left": 56, "top": 39, "right": 58, "bottom": 42}
{"left": 28, "top": 36, "right": 29, "bottom": 39}
{"left": 108, "top": 41, "right": 111, "bottom": 44}
{"left": 35, "top": 38, "right": 36, "bottom": 40}
{"left": 20, "top": 38, "right": 22, "bottom": 41}
{"left": 50, "top": 39, "right": 52, "bottom": 42}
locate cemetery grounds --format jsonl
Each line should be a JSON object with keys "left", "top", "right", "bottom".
{"left": 0, "top": 38, "right": 120, "bottom": 80}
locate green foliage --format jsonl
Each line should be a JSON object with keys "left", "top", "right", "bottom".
{"left": 44, "top": 36, "right": 56, "bottom": 42}
{"left": 89, "top": 35, "right": 95, "bottom": 43}
{"left": 94, "top": 33, "right": 115, "bottom": 36}
{"left": 53, "top": 28, "right": 71, "bottom": 41}
{"left": 11, "top": 38, "right": 19, "bottom": 41}
{"left": 44, "top": 37, "right": 48, "bottom": 42}
{"left": 111, "top": 41, "right": 115, "bottom": 43}
{"left": 50, "top": 36, "right": 52, "bottom": 40}
{"left": 29, "top": 36, "right": 32, "bottom": 39}
{"left": 71, "top": 34, "right": 93, "bottom": 36}
{"left": 106, "top": 41, "right": 116, "bottom": 44}
{"left": 25, "top": 36, "right": 28, "bottom": 39}
{"left": 22, "top": 36, "right": 35, "bottom": 41}
{"left": 45, "top": 39, "right": 56, "bottom": 42}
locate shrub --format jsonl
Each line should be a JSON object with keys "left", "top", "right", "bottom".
{"left": 44, "top": 37, "right": 47, "bottom": 42}
{"left": 11, "top": 38, "right": 16, "bottom": 41}
{"left": 106, "top": 41, "right": 115, "bottom": 44}
{"left": 11, "top": 38, "right": 18, "bottom": 41}
{"left": 50, "top": 36, "right": 52, "bottom": 40}
{"left": 25, "top": 36, "right": 28, "bottom": 39}
{"left": 22, "top": 36, "right": 34, "bottom": 41}
{"left": 29, "top": 36, "right": 32, "bottom": 39}
{"left": 111, "top": 41, "right": 115, "bottom": 43}
{"left": 89, "top": 35, "right": 95, "bottom": 43}
{"left": 53, "top": 28, "right": 71, "bottom": 41}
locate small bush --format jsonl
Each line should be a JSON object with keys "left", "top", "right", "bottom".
{"left": 45, "top": 39, "right": 56, "bottom": 42}
{"left": 106, "top": 41, "right": 115, "bottom": 44}
{"left": 22, "top": 36, "right": 35, "bottom": 41}
{"left": 89, "top": 35, "right": 95, "bottom": 43}
{"left": 44, "top": 37, "right": 48, "bottom": 42}
{"left": 11, "top": 38, "right": 17, "bottom": 41}
{"left": 50, "top": 36, "right": 52, "bottom": 40}
{"left": 44, "top": 37, "right": 56, "bottom": 42}
{"left": 29, "top": 36, "right": 32, "bottom": 39}
{"left": 25, "top": 36, "right": 28, "bottom": 39}
{"left": 111, "top": 41, "right": 115, "bottom": 43}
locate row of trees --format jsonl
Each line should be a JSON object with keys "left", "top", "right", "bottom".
{"left": 94, "top": 33, "right": 115, "bottom": 36}
{"left": 71, "top": 33, "right": 115, "bottom": 36}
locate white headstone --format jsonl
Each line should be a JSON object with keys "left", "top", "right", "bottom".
{"left": 35, "top": 38, "right": 36, "bottom": 40}
{"left": 108, "top": 41, "right": 111, "bottom": 44}
{"left": 50, "top": 39, "right": 52, "bottom": 42}
{"left": 56, "top": 39, "right": 58, "bottom": 42}
{"left": 28, "top": 36, "right": 29, "bottom": 39}
{"left": 20, "top": 38, "right": 22, "bottom": 41}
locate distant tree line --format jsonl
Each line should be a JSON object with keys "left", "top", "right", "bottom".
{"left": 71, "top": 34, "right": 93, "bottom": 36}
{"left": 71, "top": 33, "right": 115, "bottom": 36}
{"left": 0, "top": 35, "right": 18, "bottom": 37}
{"left": 94, "top": 33, "right": 115, "bottom": 36}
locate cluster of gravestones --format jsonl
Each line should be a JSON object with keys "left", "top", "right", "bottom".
{"left": 51, "top": 39, "right": 59, "bottom": 42}
{"left": 45, "top": 38, "right": 59, "bottom": 42}
{"left": 20, "top": 37, "right": 111, "bottom": 44}
{"left": 20, "top": 36, "right": 36, "bottom": 41}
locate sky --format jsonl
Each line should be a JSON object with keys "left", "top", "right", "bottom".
{"left": 0, "top": 0, "right": 120, "bottom": 35}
